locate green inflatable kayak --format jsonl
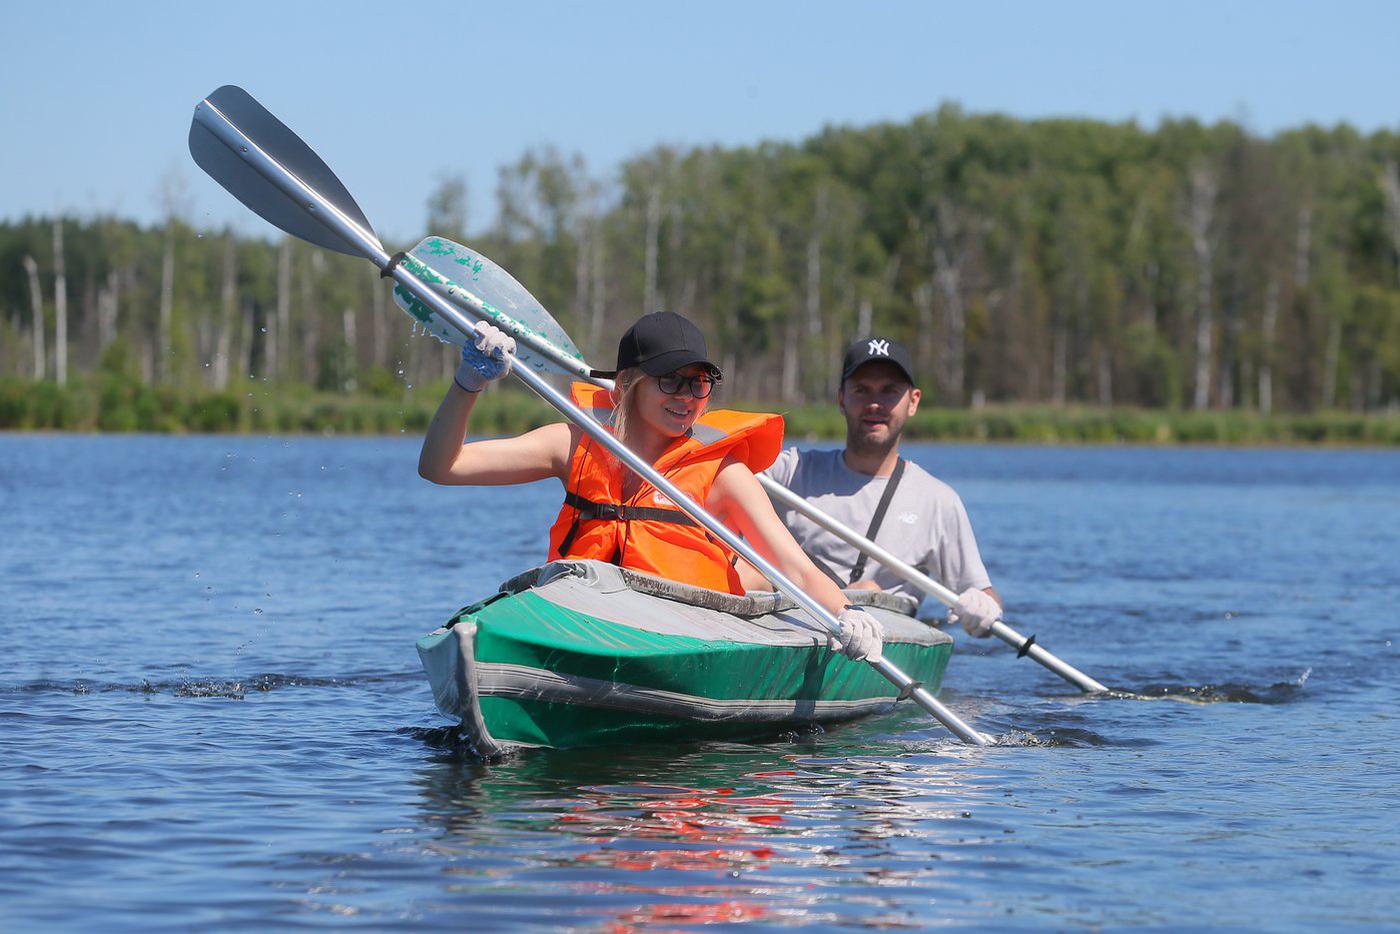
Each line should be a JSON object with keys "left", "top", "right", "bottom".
{"left": 416, "top": 560, "right": 954, "bottom": 754}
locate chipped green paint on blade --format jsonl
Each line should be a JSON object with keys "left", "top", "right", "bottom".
{"left": 390, "top": 237, "right": 587, "bottom": 376}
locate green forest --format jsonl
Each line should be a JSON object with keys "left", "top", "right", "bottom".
{"left": 3, "top": 105, "right": 1400, "bottom": 440}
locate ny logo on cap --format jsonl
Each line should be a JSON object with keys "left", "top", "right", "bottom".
{"left": 867, "top": 338, "right": 890, "bottom": 357}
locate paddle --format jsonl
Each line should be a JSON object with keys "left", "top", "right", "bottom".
{"left": 188, "top": 85, "right": 990, "bottom": 747}
{"left": 392, "top": 237, "right": 1109, "bottom": 695}
{"left": 761, "top": 484, "right": 1109, "bottom": 693}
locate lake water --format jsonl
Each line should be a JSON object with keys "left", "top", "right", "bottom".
{"left": 2, "top": 435, "right": 1397, "bottom": 929}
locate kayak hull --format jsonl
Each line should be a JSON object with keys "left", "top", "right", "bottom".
{"left": 417, "top": 560, "right": 953, "bottom": 754}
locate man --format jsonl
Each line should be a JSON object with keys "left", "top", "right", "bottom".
{"left": 739, "top": 336, "right": 1003, "bottom": 638}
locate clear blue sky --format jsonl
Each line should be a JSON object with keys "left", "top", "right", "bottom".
{"left": 1, "top": 0, "right": 1396, "bottom": 244}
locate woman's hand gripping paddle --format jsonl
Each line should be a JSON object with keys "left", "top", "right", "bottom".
{"left": 187, "top": 85, "right": 991, "bottom": 746}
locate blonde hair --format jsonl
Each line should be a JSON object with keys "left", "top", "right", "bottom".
{"left": 608, "top": 368, "right": 645, "bottom": 454}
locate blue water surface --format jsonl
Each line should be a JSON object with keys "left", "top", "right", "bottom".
{"left": 2, "top": 435, "right": 1397, "bottom": 930}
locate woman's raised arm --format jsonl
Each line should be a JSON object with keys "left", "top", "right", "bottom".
{"left": 418, "top": 384, "right": 572, "bottom": 486}
{"left": 418, "top": 324, "right": 572, "bottom": 486}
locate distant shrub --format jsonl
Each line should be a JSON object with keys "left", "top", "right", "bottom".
{"left": 2, "top": 377, "right": 1398, "bottom": 445}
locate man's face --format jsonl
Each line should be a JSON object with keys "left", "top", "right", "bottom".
{"left": 838, "top": 361, "right": 920, "bottom": 454}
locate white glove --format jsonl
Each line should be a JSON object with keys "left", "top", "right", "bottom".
{"left": 948, "top": 587, "right": 1001, "bottom": 638}
{"left": 454, "top": 323, "right": 516, "bottom": 392}
{"left": 827, "top": 606, "right": 883, "bottom": 662}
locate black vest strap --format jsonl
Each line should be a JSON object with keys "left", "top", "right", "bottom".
{"left": 562, "top": 491, "right": 700, "bottom": 526}
{"left": 847, "top": 458, "right": 906, "bottom": 585}
{"left": 557, "top": 491, "right": 700, "bottom": 558}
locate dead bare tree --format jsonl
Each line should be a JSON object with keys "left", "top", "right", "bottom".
{"left": 803, "top": 183, "right": 829, "bottom": 397}
{"left": 642, "top": 182, "right": 662, "bottom": 314}
{"left": 97, "top": 269, "right": 120, "bottom": 353}
{"left": 275, "top": 238, "right": 292, "bottom": 381}
{"left": 155, "top": 168, "right": 190, "bottom": 384}
{"left": 1259, "top": 278, "right": 1279, "bottom": 415}
{"left": 1187, "top": 161, "right": 1220, "bottom": 410}
{"left": 931, "top": 199, "right": 973, "bottom": 405}
{"left": 342, "top": 307, "right": 357, "bottom": 391}
{"left": 303, "top": 251, "right": 323, "bottom": 387}
{"left": 1382, "top": 161, "right": 1400, "bottom": 291}
{"left": 52, "top": 218, "right": 68, "bottom": 386}
{"left": 1322, "top": 257, "right": 1343, "bottom": 409}
{"left": 21, "top": 255, "right": 45, "bottom": 380}
{"left": 368, "top": 264, "right": 386, "bottom": 375}
{"left": 721, "top": 225, "right": 746, "bottom": 395}
{"left": 214, "top": 231, "right": 236, "bottom": 390}
{"left": 589, "top": 213, "right": 608, "bottom": 362}
{"left": 914, "top": 281, "right": 935, "bottom": 384}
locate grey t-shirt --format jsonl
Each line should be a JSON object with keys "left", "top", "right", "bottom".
{"left": 765, "top": 447, "right": 992, "bottom": 600}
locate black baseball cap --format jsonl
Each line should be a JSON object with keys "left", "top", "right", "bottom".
{"left": 594, "top": 312, "right": 721, "bottom": 379}
{"left": 841, "top": 336, "right": 915, "bottom": 384}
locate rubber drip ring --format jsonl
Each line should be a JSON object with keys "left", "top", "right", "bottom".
{"left": 896, "top": 680, "right": 923, "bottom": 702}
{"left": 380, "top": 251, "right": 407, "bottom": 278}
{"left": 1016, "top": 634, "right": 1037, "bottom": 658}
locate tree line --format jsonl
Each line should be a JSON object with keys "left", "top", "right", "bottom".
{"left": 3, "top": 105, "right": 1399, "bottom": 413}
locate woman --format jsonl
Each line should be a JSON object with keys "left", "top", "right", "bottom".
{"left": 418, "top": 312, "right": 882, "bottom": 661}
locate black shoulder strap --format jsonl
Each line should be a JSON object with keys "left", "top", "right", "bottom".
{"left": 848, "top": 458, "right": 906, "bottom": 585}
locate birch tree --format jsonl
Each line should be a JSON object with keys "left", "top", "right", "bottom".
{"left": 52, "top": 218, "right": 68, "bottom": 385}
{"left": 1186, "top": 161, "right": 1220, "bottom": 410}
{"left": 21, "top": 255, "right": 45, "bottom": 380}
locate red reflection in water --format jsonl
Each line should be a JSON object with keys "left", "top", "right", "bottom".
{"left": 606, "top": 899, "right": 770, "bottom": 929}
{"left": 554, "top": 781, "right": 801, "bottom": 930}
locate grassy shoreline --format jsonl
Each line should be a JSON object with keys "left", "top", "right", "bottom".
{"left": 3, "top": 377, "right": 1399, "bottom": 446}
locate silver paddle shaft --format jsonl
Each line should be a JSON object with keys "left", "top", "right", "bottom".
{"left": 763, "top": 481, "right": 1108, "bottom": 694}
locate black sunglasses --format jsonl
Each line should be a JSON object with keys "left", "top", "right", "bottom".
{"left": 656, "top": 372, "right": 719, "bottom": 399}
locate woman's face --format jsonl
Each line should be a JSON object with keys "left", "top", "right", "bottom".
{"left": 630, "top": 364, "right": 715, "bottom": 439}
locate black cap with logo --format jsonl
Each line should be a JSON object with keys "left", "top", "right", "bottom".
{"left": 593, "top": 312, "right": 722, "bottom": 379}
{"left": 841, "top": 336, "right": 915, "bottom": 384}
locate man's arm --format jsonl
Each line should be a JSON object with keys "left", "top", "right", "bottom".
{"left": 932, "top": 488, "right": 1002, "bottom": 634}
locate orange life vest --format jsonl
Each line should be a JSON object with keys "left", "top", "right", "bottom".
{"left": 547, "top": 382, "right": 785, "bottom": 594}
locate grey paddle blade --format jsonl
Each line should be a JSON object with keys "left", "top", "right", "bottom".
{"left": 392, "top": 237, "right": 589, "bottom": 376}
{"left": 189, "top": 85, "right": 379, "bottom": 257}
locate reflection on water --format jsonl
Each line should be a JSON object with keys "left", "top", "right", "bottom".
{"left": 409, "top": 733, "right": 1010, "bottom": 930}
{"left": 3, "top": 437, "right": 1399, "bottom": 928}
